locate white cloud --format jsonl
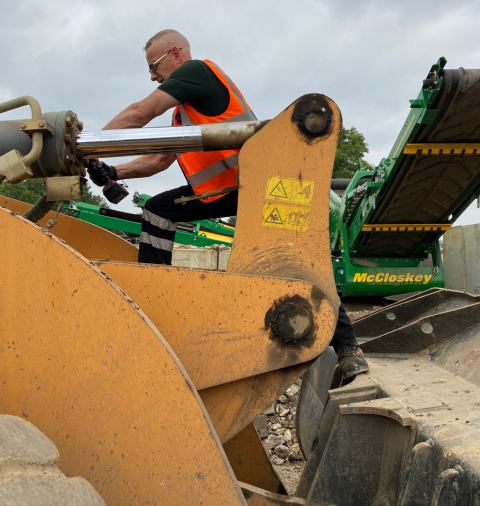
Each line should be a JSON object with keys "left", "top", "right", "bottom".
{"left": 0, "top": 87, "right": 15, "bottom": 103}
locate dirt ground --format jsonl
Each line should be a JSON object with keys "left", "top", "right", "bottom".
{"left": 263, "top": 301, "right": 381, "bottom": 495}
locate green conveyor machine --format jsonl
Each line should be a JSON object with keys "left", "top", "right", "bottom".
{"left": 333, "top": 57, "right": 480, "bottom": 296}
{"left": 69, "top": 58, "right": 480, "bottom": 297}
{"left": 63, "top": 193, "right": 234, "bottom": 248}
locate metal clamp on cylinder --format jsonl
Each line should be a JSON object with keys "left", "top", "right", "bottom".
{"left": 0, "top": 149, "right": 33, "bottom": 183}
{"left": 45, "top": 176, "right": 82, "bottom": 201}
{"left": 0, "top": 96, "right": 45, "bottom": 182}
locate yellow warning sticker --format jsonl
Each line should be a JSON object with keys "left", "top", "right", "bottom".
{"left": 265, "top": 177, "right": 314, "bottom": 205}
{"left": 262, "top": 203, "right": 310, "bottom": 232}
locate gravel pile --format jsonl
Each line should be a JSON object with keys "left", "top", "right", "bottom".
{"left": 257, "top": 381, "right": 306, "bottom": 493}
{"left": 262, "top": 382, "right": 304, "bottom": 466}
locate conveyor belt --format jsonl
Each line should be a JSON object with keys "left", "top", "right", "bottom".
{"left": 360, "top": 68, "right": 480, "bottom": 257}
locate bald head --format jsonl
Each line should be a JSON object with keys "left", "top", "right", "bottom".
{"left": 144, "top": 29, "right": 192, "bottom": 83}
{"left": 144, "top": 29, "right": 191, "bottom": 55}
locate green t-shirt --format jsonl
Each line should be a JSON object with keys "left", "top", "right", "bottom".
{"left": 159, "top": 60, "right": 230, "bottom": 116}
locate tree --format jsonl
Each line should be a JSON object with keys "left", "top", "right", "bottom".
{"left": 0, "top": 178, "right": 108, "bottom": 207}
{"left": 333, "top": 127, "right": 372, "bottom": 178}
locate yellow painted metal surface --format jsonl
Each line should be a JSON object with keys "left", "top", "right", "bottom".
{"left": 97, "top": 262, "right": 333, "bottom": 391}
{"left": 201, "top": 364, "right": 308, "bottom": 443}
{"left": 0, "top": 96, "right": 342, "bottom": 503}
{"left": 0, "top": 196, "right": 138, "bottom": 261}
{"left": 404, "top": 143, "right": 480, "bottom": 155}
{"left": 362, "top": 223, "right": 452, "bottom": 232}
{"left": 0, "top": 207, "right": 245, "bottom": 506}
{"left": 228, "top": 96, "right": 341, "bottom": 310}
{"left": 93, "top": 97, "right": 340, "bottom": 445}
{"left": 224, "top": 423, "right": 284, "bottom": 493}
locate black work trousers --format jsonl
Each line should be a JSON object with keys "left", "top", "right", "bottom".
{"left": 139, "top": 185, "right": 357, "bottom": 351}
{"left": 139, "top": 185, "right": 238, "bottom": 265}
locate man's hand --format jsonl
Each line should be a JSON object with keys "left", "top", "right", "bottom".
{"left": 87, "top": 160, "right": 118, "bottom": 187}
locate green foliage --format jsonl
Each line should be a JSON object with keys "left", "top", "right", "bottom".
{"left": 0, "top": 178, "right": 108, "bottom": 207}
{"left": 78, "top": 183, "right": 109, "bottom": 206}
{"left": 0, "top": 178, "right": 45, "bottom": 205}
{"left": 333, "top": 127, "right": 372, "bottom": 178}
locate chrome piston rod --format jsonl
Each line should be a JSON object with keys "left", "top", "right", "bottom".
{"left": 76, "top": 120, "right": 268, "bottom": 158}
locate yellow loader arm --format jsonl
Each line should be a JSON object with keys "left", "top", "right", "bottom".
{"left": 0, "top": 94, "right": 341, "bottom": 504}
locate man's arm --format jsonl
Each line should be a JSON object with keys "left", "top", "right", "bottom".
{"left": 103, "top": 89, "right": 180, "bottom": 129}
{"left": 115, "top": 154, "right": 176, "bottom": 179}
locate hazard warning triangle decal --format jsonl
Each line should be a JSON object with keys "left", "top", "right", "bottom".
{"left": 268, "top": 181, "right": 288, "bottom": 199}
{"left": 265, "top": 207, "right": 283, "bottom": 224}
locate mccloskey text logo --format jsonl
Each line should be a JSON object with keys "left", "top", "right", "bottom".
{"left": 353, "top": 272, "right": 433, "bottom": 284}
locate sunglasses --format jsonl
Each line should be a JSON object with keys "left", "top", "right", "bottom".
{"left": 148, "top": 47, "right": 183, "bottom": 74}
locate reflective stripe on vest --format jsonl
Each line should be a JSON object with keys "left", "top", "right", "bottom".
{"left": 173, "top": 59, "right": 256, "bottom": 202}
{"left": 186, "top": 153, "right": 239, "bottom": 187}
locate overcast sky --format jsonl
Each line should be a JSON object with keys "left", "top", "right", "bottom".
{"left": 2, "top": 0, "right": 480, "bottom": 223}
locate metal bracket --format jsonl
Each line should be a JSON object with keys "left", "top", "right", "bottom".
{"left": 19, "top": 119, "right": 54, "bottom": 135}
{"left": 0, "top": 149, "right": 33, "bottom": 183}
{"left": 0, "top": 96, "right": 47, "bottom": 174}
{"left": 45, "top": 175, "right": 82, "bottom": 201}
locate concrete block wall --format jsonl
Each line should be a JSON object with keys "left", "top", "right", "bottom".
{"left": 172, "top": 245, "right": 231, "bottom": 271}
{"left": 443, "top": 224, "right": 480, "bottom": 293}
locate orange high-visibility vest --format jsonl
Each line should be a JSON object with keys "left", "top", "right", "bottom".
{"left": 172, "top": 59, "right": 256, "bottom": 202}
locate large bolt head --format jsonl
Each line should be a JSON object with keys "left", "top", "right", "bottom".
{"left": 266, "top": 295, "right": 315, "bottom": 344}
{"left": 292, "top": 94, "right": 332, "bottom": 140}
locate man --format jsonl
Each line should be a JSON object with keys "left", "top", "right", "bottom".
{"left": 88, "top": 29, "right": 368, "bottom": 381}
